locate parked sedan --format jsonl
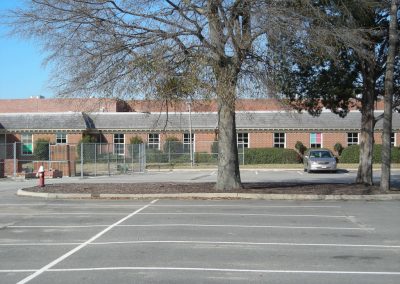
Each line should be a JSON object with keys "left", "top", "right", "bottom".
{"left": 304, "top": 149, "right": 337, "bottom": 173}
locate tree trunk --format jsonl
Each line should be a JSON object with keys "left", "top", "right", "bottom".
{"left": 380, "top": 0, "right": 398, "bottom": 192}
{"left": 356, "top": 63, "right": 375, "bottom": 185}
{"left": 215, "top": 65, "right": 242, "bottom": 191}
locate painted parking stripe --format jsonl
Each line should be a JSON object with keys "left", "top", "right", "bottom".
{"left": 0, "top": 212, "right": 348, "bottom": 217}
{"left": 6, "top": 213, "right": 353, "bottom": 220}
{"left": 116, "top": 224, "right": 374, "bottom": 231}
{"left": 0, "top": 240, "right": 398, "bottom": 249}
{"left": 0, "top": 204, "right": 342, "bottom": 208}
{"left": 5, "top": 223, "right": 373, "bottom": 230}
{"left": 138, "top": 212, "right": 351, "bottom": 218}
{"left": 16, "top": 199, "right": 158, "bottom": 284}
{"left": 3, "top": 267, "right": 400, "bottom": 276}
{"left": 90, "top": 240, "right": 399, "bottom": 248}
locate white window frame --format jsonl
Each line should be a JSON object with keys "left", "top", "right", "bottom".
{"left": 183, "top": 133, "right": 195, "bottom": 153}
{"left": 21, "top": 133, "right": 33, "bottom": 155}
{"left": 113, "top": 133, "right": 125, "bottom": 155}
{"left": 237, "top": 132, "right": 249, "bottom": 149}
{"left": 347, "top": 132, "right": 359, "bottom": 146}
{"left": 310, "top": 132, "right": 323, "bottom": 148}
{"left": 56, "top": 133, "right": 67, "bottom": 144}
{"left": 391, "top": 132, "right": 396, "bottom": 147}
{"left": 148, "top": 133, "right": 160, "bottom": 150}
{"left": 273, "top": 132, "right": 286, "bottom": 148}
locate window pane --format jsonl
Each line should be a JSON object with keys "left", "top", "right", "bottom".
{"left": 56, "top": 133, "right": 67, "bottom": 144}
{"left": 237, "top": 133, "right": 249, "bottom": 148}
{"left": 347, "top": 132, "right": 358, "bottom": 146}
{"left": 113, "top": 134, "right": 124, "bottom": 155}
{"left": 310, "top": 133, "right": 321, "bottom": 148}
{"left": 148, "top": 133, "right": 160, "bottom": 149}
{"left": 21, "top": 134, "right": 33, "bottom": 155}
{"left": 274, "top": 133, "right": 285, "bottom": 148}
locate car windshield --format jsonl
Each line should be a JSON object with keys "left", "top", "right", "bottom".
{"left": 309, "top": 151, "right": 333, "bottom": 158}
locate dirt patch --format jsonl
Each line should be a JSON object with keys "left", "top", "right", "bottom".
{"left": 24, "top": 182, "right": 400, "bottom": 195}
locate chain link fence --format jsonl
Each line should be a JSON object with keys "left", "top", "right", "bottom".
{"left": 0, "top": 141, "right": 256, "bottom": 177}
{"left": 77, "top": 143, "right": 146, "bottom": 176}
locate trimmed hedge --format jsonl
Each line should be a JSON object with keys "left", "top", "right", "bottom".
{"left": 340, "top": 144, "right": 400, "bottom": 163}
{"left": 244, "top": 148, "right": 301, "bottom": 164}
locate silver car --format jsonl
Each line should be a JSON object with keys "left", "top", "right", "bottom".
{"left": 304, "top": 149, "right": 337, "bottom": 173}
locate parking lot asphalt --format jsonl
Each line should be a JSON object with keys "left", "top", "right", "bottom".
{"left": 4, "top": 167, "right": 400, "bottom": 187}
{"left": 0, "top": 169, "right": 400, "bottom": 284}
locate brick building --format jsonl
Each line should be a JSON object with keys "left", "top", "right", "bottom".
{"left": 0, "top": 97, "right": 398, "bottom": 157}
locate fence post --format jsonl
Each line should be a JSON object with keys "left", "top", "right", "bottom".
{"left": 48, "top": 143, "right": 51, "bottom": 170}
{"left": 107, "top": 144, "right": 111, "bottom": 176}
{"left": 94, "top": 143, "right": 97, "bottom": 177}
{"left": 80, "top": 143, "right": 84, "bottom": 178}
{"left": 131, "top": 144, "right": 134, "bottom": 174}
{"left": 142, "top": 143, "right": 146, "bottom": 172}
{"left": 13, "top": 142, "right": 16, "bottom": 177}
{"left": 123, "top": 144, "right": 126, "bottom": 173}
{"left": 168, "top": 141, "right": 171, "bottom": 163}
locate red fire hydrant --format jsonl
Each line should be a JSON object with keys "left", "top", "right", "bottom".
{"left": 37, "top": 165, "right": 45, "bottom": 187}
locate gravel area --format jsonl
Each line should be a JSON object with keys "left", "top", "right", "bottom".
{"left": 24, "top": 182, "right": 400, "bottom": 195}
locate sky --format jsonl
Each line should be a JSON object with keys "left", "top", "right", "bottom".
{"left": 0, "top": 1, "right": 52, "bottom": 100}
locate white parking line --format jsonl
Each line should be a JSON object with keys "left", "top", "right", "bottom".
{"left": 3, "top": 267, "right": 400, "bottom": 276}
{"left": 115, "top": 224, "right": 374, "bottom": 231}
{"left": 16, "top": 199, "right": 158, "bottom": 284}
{"left": 0, "top": 204, "right": 342, "bottom": 208}
{"left": 0, "top": 211, "right": 346, "bottom": 217}
{"left": 1, "top": 240, "right": 397, "bottom": 249}
{"left": 91, "top": 240, "right": 399, "bottom": 249}
{"left": 138, "top": 213, "right": 351, "bottom": 218}
{"left": 0, "top": 213, "right": 129, "bottom": 216}
{"left": 151, "top": 205, "right": 341, "bottom": 208}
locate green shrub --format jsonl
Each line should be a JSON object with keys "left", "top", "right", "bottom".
{"left": 146, "top": 148, "right": 168, "bottom": 163}
{"left": 334, "top": 142, "right": 344, "bottom": 156}
{"left": 163, "top": 136, "right": 184, "bottom": 154}
{"left": 195, "top": 152, "right": 218, "bottom": 164}
{"left": 244, "top": 148, "right": 301, "bottom": 164}
{"left": 340, "top": 144, "right": 400, "bottom": 163}
{"left": 34, "top": 139, "right": 50, "bottom": 160}
{"left": 77, "top": 135, "right": 97, "bottom": 161}
{"left": 210, "top": 140, "right": 218, "bottom": 159}
{"left": 130, "top": 135, "right": 143, "bottom": 144}
{"left": 295, "top": 141, "right": 307, "bottom": 155}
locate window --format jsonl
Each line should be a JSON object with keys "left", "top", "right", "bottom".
{"left": 21, "top": 133, "right": 33, "bottom": 155}
{"left": 113, "top": 133, "right": 125, "bottom": 155}
{"left": 237, "top": 133, "right": 249, "bottom": 149}
{"left": 183, "top": 133, "right": 194, "bottom": 153}
{"left": 310, "top": 132, "right": 322, "bottom": 148}
{"left": 274, "top": 133, "right": 285, "bottom": 148}
{"left": 347, "top": 132, "right": 359, "bottom": 146}
{"left": 391, "top": 132, "right": 396, "bottom": 147}
{"left": 56, "top": 133, "right": 67, "bottom": 144}
{"left": 148, "top": 133, "right": 160, "bottom": 149}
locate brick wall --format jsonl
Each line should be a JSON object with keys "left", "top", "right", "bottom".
{"left": 0, "top": 98, "right": 118, "bottom": 113}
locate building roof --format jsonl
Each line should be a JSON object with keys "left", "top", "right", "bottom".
{"left": 0, "top": 111, "right": 398, "bottom": 132}
{"left": 88, "top": 111, "right": 400, "bottom": 132}
{"left": 0, "top": 112, "right": 89, "bottom": 132}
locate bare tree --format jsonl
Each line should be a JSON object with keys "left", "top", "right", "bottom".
{"left": 5, "top": 0, "right": 375, "bottom": 190}
{"left": 380, "top": 0, "right": 399, "bottom": 191}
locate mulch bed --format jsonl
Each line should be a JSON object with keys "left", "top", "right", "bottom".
{"left": 24, "top": 182, "right": 400, "bottom": 195}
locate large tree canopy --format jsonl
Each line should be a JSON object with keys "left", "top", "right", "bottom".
{"left": 5, "top": 0, "right": 375, "bottom": 189}
{"left": 271, "top": 0, "right": 399, "bottom": 186}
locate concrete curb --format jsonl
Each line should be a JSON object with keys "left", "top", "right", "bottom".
{"left": 17, "top": 189, "right": 400, "bottom": 201}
